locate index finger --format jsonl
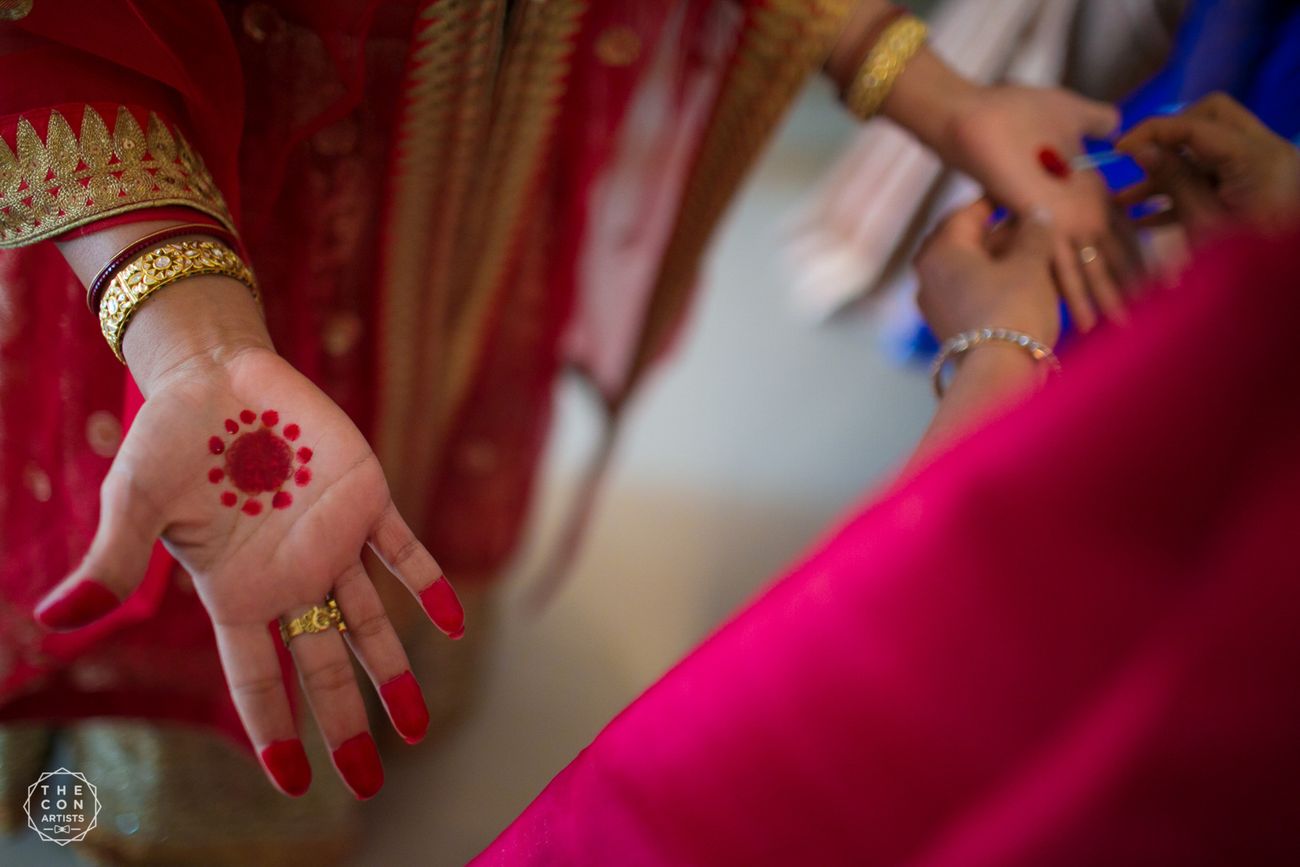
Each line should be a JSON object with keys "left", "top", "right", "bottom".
{"left": 1116, "top": 116, "right": 1242, "bottom": 166}
{"left": 936, "top": 197, "right": 999, "bottom": 247}
{"left": 368, "top": 502, "right": 465, "bottom": 639}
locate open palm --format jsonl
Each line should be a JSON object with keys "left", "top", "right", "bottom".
{"left": 35, "top": 347, "right": 463, "bottom": 800}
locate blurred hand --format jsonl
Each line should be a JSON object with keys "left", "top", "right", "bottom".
{"left": 915, "top": 198, "right": 1060, "bottom": 348}
{"left": 941, "top": 85, "right": 1139, "bottom": 331}
{"left": 1116, "top": 92, "right": 1300, "bottom": 240}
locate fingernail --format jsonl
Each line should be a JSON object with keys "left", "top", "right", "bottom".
{"left": 260, "top": 739, "right": 312, "bottom": 797}
{"left": 332, "top": 732, "right": 383, "bottom": 800}
{"left": 419, "top": 576, "right": 465, "bottom": 639}
{"left": 1037, "top": 146, "right": 1071, "bottom": 179}
{"left": 379, "top": 671, "right": 430, "bottom": 744}
{"left": 35, "top": 580, "right": 119, "bottom": 630}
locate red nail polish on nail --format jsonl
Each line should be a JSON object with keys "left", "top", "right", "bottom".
{"left": 35, "top": 580, "right": 119, "bottom": 630}
{"left": 379, "top": 671, "right": 430, "bottom": 745}
{"left": 419, "top": 576, "right": 465, "bottom": 639}
{"left": 260, "top": 739, "right": 312, "bottom": 796}
{"left": 1038, "top": 146, "right": 1071, "bottom": 179}
{"left": 332, "top": 732, "right": 383, "bottom": 800}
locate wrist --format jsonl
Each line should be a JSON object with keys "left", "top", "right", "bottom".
{"left": 932, "top": 326, "right": 1059, "bottom": 399}
{"left": 881, "top": 47, "right": 982, "bottom": 153}
{"left": 945, "top": 340, "right": 1047, "bottom": 398}
{"left": 824, "top": 1, "right": 899, "bottom": 91}
{"left": 121, "top": 274, "right": 273, "bottom": 397}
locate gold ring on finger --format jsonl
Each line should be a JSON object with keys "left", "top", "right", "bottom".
{"left": 280, "top": 596, "right": 348, "bottom": 644}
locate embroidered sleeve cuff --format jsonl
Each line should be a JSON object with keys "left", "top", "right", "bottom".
{"left": 0, "top": 103, "right": 235, "bottom": 248}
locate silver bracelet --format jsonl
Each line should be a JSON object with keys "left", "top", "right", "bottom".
{"left": 930, "top": 327, "right": 1061, "bottom": 398}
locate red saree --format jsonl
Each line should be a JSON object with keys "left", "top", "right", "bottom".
{"left": 0, "top": 0, "right": 855, "bottom": 861}
{"left": 475, "top": 225, "right": 1300, "bottom": 865}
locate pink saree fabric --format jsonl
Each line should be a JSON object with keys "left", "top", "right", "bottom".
{"left": 475, "top": 225, "right": 1300, "bottom": 866}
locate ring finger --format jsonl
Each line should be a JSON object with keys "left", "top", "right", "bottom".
{"left": 331, "top": 562, "right": 430, "bottom": 744}
{"left": 1077, "top": 241, "right": 1128, "bottom": 325}
{"left": 283, "top": 600, "right": 384, "bottom": 800}
{"left": 1053, "top": 237, "right": 1096, "bottom": 332}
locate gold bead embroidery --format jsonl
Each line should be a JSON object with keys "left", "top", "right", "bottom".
{"left": 0, "top": 0, "right": 33, "bottom": 22}
{"left": 594, "top": 26, "right": 641, "bottom": 67}
{"left": 0, "top": 105, "right": 235, "bottom": 248}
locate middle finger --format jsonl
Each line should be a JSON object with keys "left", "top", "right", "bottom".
{"left": 283, "top": 600, "right": 384, "bottom": 799}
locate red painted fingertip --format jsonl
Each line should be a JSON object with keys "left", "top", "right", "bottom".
{"left": 35, "top": 580, "right": 119, "bottom": 630}
{"left": 331, "top": 732, "right": 384, "bottom": 800}
{"left": 418, "top": 576, "right": 465, "bottom": 639}
{"left": 379, "top": 671, "right": 430, "bottom": 744}
{"left": 1038, "top": 146, "right": 1071, "bottom": 179}
{"left": 379, "top": 670, "right": 434, "bottom": 748}
{"left": 260, "top": 739, "right": 312, "bottom": 797}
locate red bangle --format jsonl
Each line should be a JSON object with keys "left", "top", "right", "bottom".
{"left": 87, "top": 223, "right": 238, "bottom": 315}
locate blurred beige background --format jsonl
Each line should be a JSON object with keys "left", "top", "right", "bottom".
{"left": 2, "top": 81, "right": 933, "bottom": 867}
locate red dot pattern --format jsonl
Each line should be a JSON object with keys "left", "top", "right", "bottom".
{"left": 212, "top": 409, "right": 312, "bottom": 517}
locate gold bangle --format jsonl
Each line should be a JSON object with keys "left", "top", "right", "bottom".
{"left": 99, "top": 238, "right": 259, "bottom": 362}
{"left": 845, "top": 15, "right": 928, "bottom": 120}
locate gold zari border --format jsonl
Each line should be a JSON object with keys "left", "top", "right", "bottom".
{"left": 0, "top": 105, "right": 235, "bottom": 249}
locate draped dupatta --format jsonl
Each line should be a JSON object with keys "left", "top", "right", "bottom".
{"left": 474, "top": 225, "right": 1300, "bottom": 865}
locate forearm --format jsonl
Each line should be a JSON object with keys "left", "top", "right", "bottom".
{"left": 879, "top": 47, "right": 980, "bottom": 152}
{"left": 57, "top": 221, "right": 272, "bottom": 398}
{"left": 903, "top": 345, "right": 1045, "bottom": 475}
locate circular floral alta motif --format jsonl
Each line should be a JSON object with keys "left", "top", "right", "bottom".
{"left": 208, "top": 409, "right": 312, "bottom": 515}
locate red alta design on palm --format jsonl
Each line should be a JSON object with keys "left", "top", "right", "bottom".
{"left": 208, "top": 410, "right": 312, "bottom": 515}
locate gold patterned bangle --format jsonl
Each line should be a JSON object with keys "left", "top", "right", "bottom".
{"left": 845, "top": 15, "right": 928, "bottom": 120}
{"left": 99, "top": 238, "right": 259, "bottom": 362}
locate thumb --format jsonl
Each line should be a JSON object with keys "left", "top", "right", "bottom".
{"left": 34, "top": 470, "right": 162, "bottom": 630}
{"left": 937, "top": 197, "right": 999, "bottom": 248}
